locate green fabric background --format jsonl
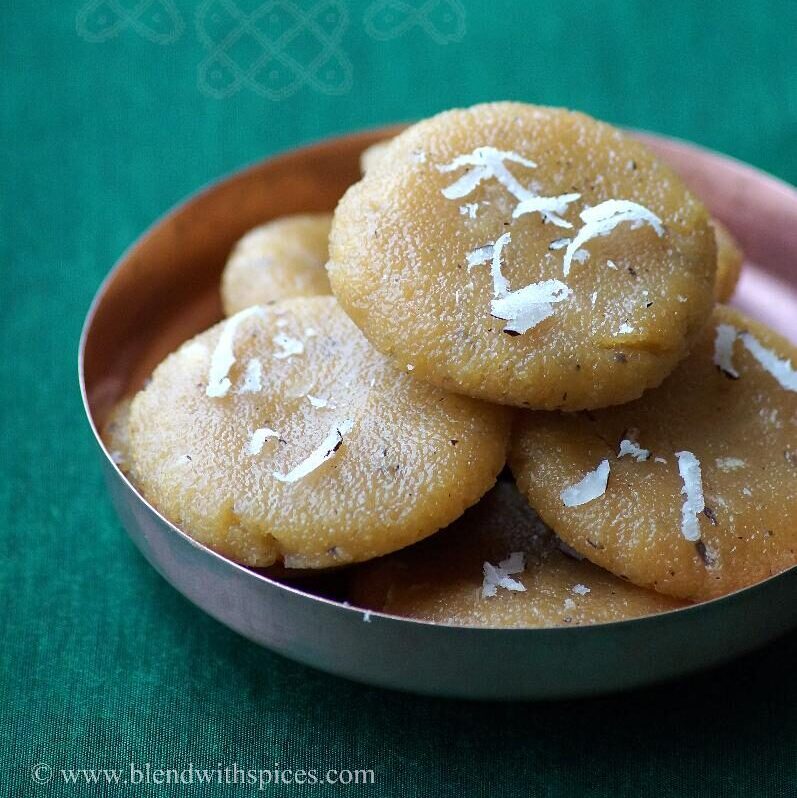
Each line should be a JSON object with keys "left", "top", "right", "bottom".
{"left": 2, "top": 0, "right": 796, "bottom": 795}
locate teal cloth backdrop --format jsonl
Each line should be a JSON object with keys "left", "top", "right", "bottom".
{"left": 2, "top": 1, "right": 796, "bottom": 794}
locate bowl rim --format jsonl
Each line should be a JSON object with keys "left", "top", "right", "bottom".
{"left": 78, "top": 123, "right": 797, "bottom": 634}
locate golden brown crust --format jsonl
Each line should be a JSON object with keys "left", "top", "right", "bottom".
{"left": 101, "top": 397, "right": 135, "bottom": 476}
{"left": 349, "top": 483, "right": 686, "bottom": 626}
{"left": 712, "top": 219, "right": 744, "bottom": 302}
{"left": 221, "top": 213, "right": 332, "bottom": 316}
{"left": 359, "top": 140, "right": 392, "bottom": 175}
{"left": 330, "top": 102, "right": 716, "bottom": 411}
{"left": 361, "top": 134, "right": 740, "bottom": 304}
{"left": 510, "top": 306, "right": 797, "bottom": 601}
{"left": 128, "top": 297, "right": 512, "bottom": 568}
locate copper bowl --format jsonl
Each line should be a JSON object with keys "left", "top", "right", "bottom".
{"left": 79, "top": 126, "right": 797, "bottom": 699}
